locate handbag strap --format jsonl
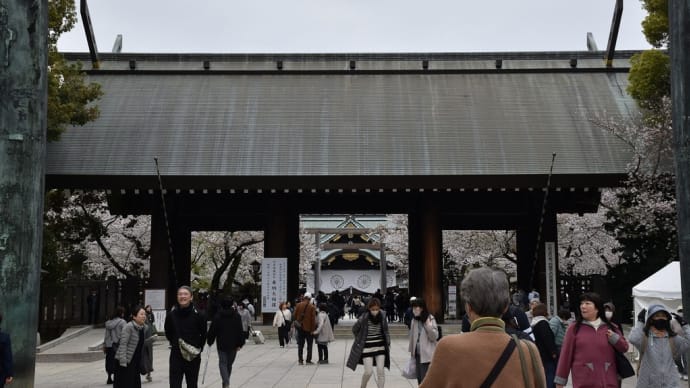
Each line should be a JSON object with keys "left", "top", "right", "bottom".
{"left": 512, "top": 334, "right": 532, "bottom": 388}
{"left": 526, "top": 339, "right": 547, "bottom": 388}
{"left": 480, "top": 338, "right": 517, "bottom": 388}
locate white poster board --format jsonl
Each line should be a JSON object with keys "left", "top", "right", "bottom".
{"left": 448, "top": 285, "right": 457, "bottom": 318}
{"left": 261, "top": 258, "right": 288, "bottom": 313}
{"left": 544, "top": 242, "right": 558, "bottom": 316}
{"left": 145, "top": 289, "right": 167, "bottom": 333}
{"left": 145, "top": 289, "right": 166, "bottom": 310}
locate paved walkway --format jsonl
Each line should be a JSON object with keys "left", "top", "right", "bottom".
{"left": 35, "top": 334, "right": 646, "bottom": 388}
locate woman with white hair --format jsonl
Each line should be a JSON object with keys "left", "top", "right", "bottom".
{"left": 420, "top": 268, "right": 545, "bottom": 387}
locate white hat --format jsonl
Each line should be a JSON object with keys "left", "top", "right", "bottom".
{"left": 304, "top": 292, "right": 312, "bottom": 299}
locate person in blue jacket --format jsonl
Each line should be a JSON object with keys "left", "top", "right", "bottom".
{"left": 0, "top": 312, "right": 14, "bottom": 387}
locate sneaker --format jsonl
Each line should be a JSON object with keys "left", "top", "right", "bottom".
{"left": 683, "top": 375, "right": 689, "bottom": 381}
{"left": 146, "top": 374, "right": 152, "bottom": 382}
{"left": 305, "top": 360, "right": 314, "bottom": 364}
{"left": 318, "top": 360, "right": 328, "bottom": 364}
{"left": 299, "top": 360, "right": 304, "bottom": 365}
{"left": 106, "top": 377, "right": 113, "bottom": 385}
{"left": 280, "top": 345, "right": 284, "bottom": 348}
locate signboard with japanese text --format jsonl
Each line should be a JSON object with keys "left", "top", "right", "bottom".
{"left": 261, "top": 257, "right": 288, "bottom": 312}
{"left": 545, "top": 242, "right": 558, "bottom": 316}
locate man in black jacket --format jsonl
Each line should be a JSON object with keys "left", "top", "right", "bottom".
{"left": 207, "top": 296, "right": 245, "bottom": 388}
{"left": 165, "top": 286, "right": 207, "bottom": 388}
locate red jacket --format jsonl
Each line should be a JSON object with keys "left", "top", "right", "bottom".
{"left": 555, "top": 320, "right": 628, "bottom": 388}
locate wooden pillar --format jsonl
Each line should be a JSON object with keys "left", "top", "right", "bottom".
{"left": 0, "top": 1, "right": 47, "bottom": 386}
{"left": 407, "top": 212, "right": 423, "bottom": 298}
{"left": 516, "top": 217, "right": 538, "bottom": 295}
{"left": 420, "top": 203, "right": 443, "bottom": 322}
{"left": 172, "top": 220, "right": 191, "bottom": 288}
{"left": 149, "top": 208, "right": 171, "bottom": 306}
{"left": 264, "top": 209, "right": 300, "bottom": 324}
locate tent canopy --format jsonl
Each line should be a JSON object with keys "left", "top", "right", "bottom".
{"left": 632, "top": 262, "right": 682, "bottom": 320}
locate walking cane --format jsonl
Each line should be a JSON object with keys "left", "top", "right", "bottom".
{"left": 201, "top": 346, "right": 211, "bottom": 385}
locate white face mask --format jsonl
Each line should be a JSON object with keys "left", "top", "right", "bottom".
{"left": 370, "top": 310, "right": 380, "bottom": 316}
{"left": 605, "top": 311, "right": 613, "bottom": 320}
{"left": 413, "top": 307, "right": 422, "bottom": 317}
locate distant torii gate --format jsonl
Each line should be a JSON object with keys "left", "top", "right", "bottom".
{"left": 304, "top": 228, "right": 388, "bottom": 295}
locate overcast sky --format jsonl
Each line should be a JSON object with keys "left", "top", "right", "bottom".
{"left": 57, "top": 0, "right": 651, "bottom": 53}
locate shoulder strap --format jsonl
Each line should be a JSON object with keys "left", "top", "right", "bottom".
{"left": 480, "top": 338, "right": 517, "bottom": 388}
{"left": 512, "top": 334, "right": 532, "bottom": 388}
{"left": 670, "top": 334, "right": 678, "bottom": 360}
{"left": 525, "top": 340, "right": 547, "bottom": 388}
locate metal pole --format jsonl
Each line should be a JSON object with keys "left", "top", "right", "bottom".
{"left": 0, "top": 1, "right": 47, "bottom": 386}
{"left": 669, "top": 3, "right": 690, "bottom": 387}
{"left": 153, "top": 158, "right": 178, "bottom": 289}
{"left": 529, "top": 153, "right": 557, "bottom": 292}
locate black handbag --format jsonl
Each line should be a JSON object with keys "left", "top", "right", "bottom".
{"left": 613, "top": 348, "right": 635, "bottom": 379}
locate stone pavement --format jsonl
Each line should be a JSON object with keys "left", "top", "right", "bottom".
{"left": 35, "top": 334, "right": 645, "bottom": 388}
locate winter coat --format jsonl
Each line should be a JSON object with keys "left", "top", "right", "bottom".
{"left": 419, "top": 317, "right": 545, "bottom": 388}
{"left": 273, "top": 309, "right": 288, "bottom": 328}
{"left": 164, "top": 304, "right": 207, "bottom": 351}
{"left": 104, "top": 317, "right": 126, "bottom": 348}
{"left": 346, "top": 311, "right": 391, "bottom": 371}
{"left": 554, "top": 319, "right": 628, "bottom": 388}
{"left": 115, "top": 321, "right": 145, "bottom": 367}
{"left": 408, "top": 314, "right": 439, "bottom": 364}
{"left": 531, "top": 316, "right": 557, "bottom": 364}
{"left": 140, "top": 322, "right": 156, "bottom": 374}
{"left": 548, "top": 316, "right": 568, "bottom": 347}
{"left": 313, "top": 311, "right": 335, "bottom": 344}
{"left": 0, "top": 330, "right": 13, "bottom": 381}
{"left": 293, "top": 300, "right": 317, "bottom": 333}
{"left": 207, "top": 307, "right": 246, "bottom": 352}
{"left": 629, "top": 322, "right": 690, "bottom": 388}
{"left": 239, "top": 308, "right": 252, "bottom": 332}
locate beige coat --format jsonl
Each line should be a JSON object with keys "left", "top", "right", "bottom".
{"left": 420, "top": 317, "right": 545, "bottom": 388}
{"left": 408, "top": 314, "right": 439, "bottom": 364}
{"left": 313, "top": 311, "right": 335, "bottom": 344}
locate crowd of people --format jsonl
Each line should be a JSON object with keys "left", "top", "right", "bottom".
{"left": 3, "top": 268, "right": 690, "bottom": 387}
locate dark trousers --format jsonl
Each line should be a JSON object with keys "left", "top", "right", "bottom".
{"left": 278, "top": 325, "right": 290, "bottom": 346}
{"left": 105, "top": 346, "right": 117, "bottom": 376}
{"left": 169, "top": 348, "right": 201, "bottom": 388}
{"left": 415, "top": 352, "right": 430, "bottom": 384}
{"left": 543, "top": 359, "right": 556, "bottom": 388}
{"left": 297, "top": 329, "right": 314, "bottom": 362}
{"left": 317, "top": 343, "right": 328, "bottom": 361}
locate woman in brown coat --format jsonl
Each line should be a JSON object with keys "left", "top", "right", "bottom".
{"left": 420, "top": 268, "right": 545, "bottom": 388}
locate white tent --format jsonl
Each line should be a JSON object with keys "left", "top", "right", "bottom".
{"left": 632, "top": 261, "right": 682, "bottom": 321}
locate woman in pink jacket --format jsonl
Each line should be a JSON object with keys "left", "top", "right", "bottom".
{"left": 555, "top": 293, "right": 628, "bottom": 388}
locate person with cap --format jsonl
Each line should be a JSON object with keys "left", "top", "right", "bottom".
{"left": 293, "top": 292, "right": 317, "bottom": 365}
{"left": 555, "top": 292, "right": 628, "bottom": 388}
{"left": 403, "top": 297, "right": 416, "bottom": 329}
{"left": 165, "top": 286, "right": 207, "bottom": 388}
{"left": 629, "top": 304, "right": 690, "bottom": 388}
{"left": 207, "top": 296, "right": 245, "bottom": 388}
{"left": 420, "top": 268, "right": 545, "bottom": 388}
{"left": 407, "top": 297, "right": 438, "bottom": 383}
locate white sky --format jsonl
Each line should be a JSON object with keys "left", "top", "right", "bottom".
{"left": 57, "top": 0, "right": 651, "bottom": 53}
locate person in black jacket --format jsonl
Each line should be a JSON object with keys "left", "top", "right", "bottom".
{"left": 530, "top": 303, "right": 557, "bottom": 388}
{"left": 165, "top": 286, "right": 207, "bottom": 388}
{"left": 0, "top": 312, "right": 13, "bottom": 388}
{"left": 207, "top": 296, "right": 245, "bottom": 388}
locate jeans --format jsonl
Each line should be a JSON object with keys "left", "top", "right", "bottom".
{"left": 414, "top": 352, "right": 429, "bottom": 384}
{"left": 297, "top": 329, "right": 314, "bottom": 362}
{"left": 361, "top": 354, "right": 385, "bottom": 388}
{"left": 317, "top": 343, "right": 329, "bottom": 361}
{"left": 543, "top": 359, "right": 556, "bottom": 388}
{"left": 169, "top": 348, "right": 201, "bottom": 388}
{"left": 218, "top": 349, "right": 237, "bottom": 386}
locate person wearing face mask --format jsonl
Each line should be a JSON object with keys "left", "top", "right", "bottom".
{"left": 407, "top": 298, "right": 438, "bottom": 383}
{"left": 604, "top": 302, "right": 620, "bottom": 328}
{"left": 347, "top": 297, "right": 391, "bottom": 388}
{"left": 555, "top": 293, "right": 629, "bottom": 388}
{"left": 629, "top": 304, "right": 690, "bottom": 388}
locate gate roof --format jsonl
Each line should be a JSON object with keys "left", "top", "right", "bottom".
{"left": 46, "top": 51, "right": 636, "bottom": 190}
